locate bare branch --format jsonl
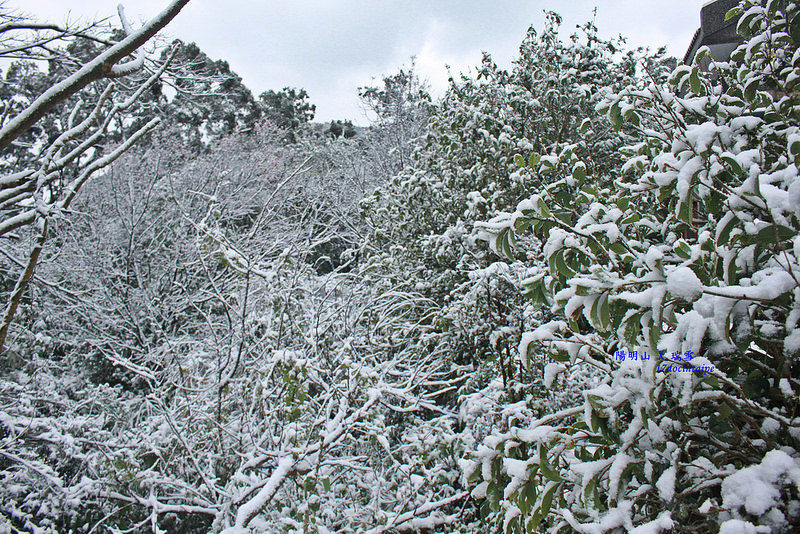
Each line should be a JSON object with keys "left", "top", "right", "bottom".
{"left": 0, "top": 0, "right": 190, "bottom": 150}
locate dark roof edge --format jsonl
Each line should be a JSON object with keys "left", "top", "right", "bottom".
{"left": 683, "top": 27, "right": 703, "bottom": 65}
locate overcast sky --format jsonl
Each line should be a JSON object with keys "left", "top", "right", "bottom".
{"left": 19, "top": 0, "right": 709, "bottom": 125}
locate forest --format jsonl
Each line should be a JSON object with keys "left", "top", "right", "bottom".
{"left": 1, "top": 0, "right": 799, "bottom": 533}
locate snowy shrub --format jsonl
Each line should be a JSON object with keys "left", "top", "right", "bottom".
{"left": 475, "top": 1, "right": 800, "bottom": 532}
{"left": 361, "top": 13, "right": 661, "bottom": 382}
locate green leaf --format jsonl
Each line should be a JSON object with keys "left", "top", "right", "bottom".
{"left": 616, "top": 462, "right": 640, "bottom": 503}
{"left": 744, "top": 368, "right": 770, "bottom": 399}
{"left": 648, "top": 323, "right": 662, "bottom": 354}
{"left": 496, "top": 228, "right": 516, "bottom": 261}
{"left": 706, "top": 189, "right": 723, "bottom": 216}
{"left": 538, "top": 197, "right": 551, "bottom": 218}
{"left": 763, "top": 110, "right": 781, "bottom": 124}
{"left": 790, "top": 13, "right": 800, "bottom": 42}
{"left": 515, "top": 154, "right": 526, "bottom": 167}
{"left": 622, "top": 313, "right": 642, "bottom": 347}
{"left": 597, "top": 415, "right": 615, "bottom": 442}
{"left": 519, "top": 479, "right": 537, "bottom": 515}
{"left": 674, "top": 239, "right": 691, "bottom": 259}
{"left": 581, "top": 185, "right": 598, "bottom": 196}
{"left": 744, "top": 77, "right": 760, "bottom": 101}
{"left": 609, "top": 242, "right": 627, "bottom": 255}
{"left": 716, "top": 213, "right": 738, "bottom": 246}
{"left": 725, "top": 6, "right": 742, "bottom": 20}
{"left": 599, "top": 293, "right": 610, "bottom": 331}
{"left": 487, "top": 481, "right": 501, "bottom": 511}
{"left": 624, "top": 109, "right": 640, "bottom": 127}
{"left": 789, "top": 138, "right": 800, "bottom": 158}
{"left": 756, "top": 224, "right": 795, "bottom": 245}
{"left": 587, "top": 394, "right": 604, "bottom": 411}
{"left": 689, "top": 68, "right": 702, "bottom": 94}
{"left": 610, "top": 103, "right": 623, "bottom": 130}
{"left": 539, "top": 446, "right": 562, "bottom": 482}
{"left": 584, "top": 476, "right": 597, "bottom": 505}
{"left": 539, "top": 482, "right": 560, "bottom": 518}
{"left": 768, "top": 0, "right": 780, "bottom": 14}
{"left": 591, "top": 293, "right": 610, "bottom": 331}
{"left": 725, "top": 252, "right": 740, "bottom": 285}
{"left": 620, "top": 212, "right": 641, "bottom": 224}
{"left": 573, "top": 163, "right": 586, "bottom": 182}
{"left": 529, "top": 152, "right": 541, "bottom": 167}
{"left": 528, "top": 509, "right": 542, "bottom": 532}
{"left": 514, "top": 215, "right": 533, "bottom": 234}
{"left": 738, "top": 11, "right": 760, "bottom": 38}
{"left": 670, "top": 66, "right": 691, "bottom": 87}
{"left": 590, "top": 295, "right": 602, "bottom": 328}
{"left": 678, "top": 198, "right": 693, "bottom": 224}
{"left": 552, "top": 251, "right": 576, "bottom": 281}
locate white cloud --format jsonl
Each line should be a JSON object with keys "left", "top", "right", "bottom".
{"left": 13, "top": 0, "right": 709, "bottom": 124}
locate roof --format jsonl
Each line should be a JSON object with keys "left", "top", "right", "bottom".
{"left": 683, "top": 0, "right": 743, "bottom": 64}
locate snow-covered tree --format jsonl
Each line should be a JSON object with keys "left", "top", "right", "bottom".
{"left": 1, "top": 108, "right": 472, "bottom": 530}
{"left": 362, "top": 14, "right": 660, "bottom": 371}
{"left": 160, "top": 42, "right": 264, "bottom": 147}
{"left": 359, "top": 62, "right": 431, "bottom": 173}
{"left": 0, "top": 0, "right": 191, "bottom": 354}
{"left": 475, "top": 1, "right": 800, "bottom": 532}
{"left": 259, "top": 87, "right": 315, "bottom": 142}
{"left": 351, "top": 16, "right": 672, "bottom": 532}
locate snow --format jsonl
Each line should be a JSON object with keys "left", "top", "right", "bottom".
{"left": 718, "top": 519, "right": 770, "bottom": 534}
{"left": 779, "top": 378, "right": 795, "bottom": 397}
{"left": 6, "top": 2, "right": 800, "bottom": 532}
{"left": 628, "top": 512, "right": 674, "bottom": 534}
{"left": 458, "top": 459, "right": 478, "bottom": 484}
{"left": 516, "top": 424, "right": 556, "bottom": 444}
{"left": 676, "top": 156, "right": 704, "bottom": 201}
{"left": 655, "top": 466, "right": 676, "bottom": 502}
{"left": 685, "top": 122, "right": 720, "bottom": 152}
{"left": 608, "top": 453, "right": 633, "bottom": 499}
{"left": 562, "top": 501, "right": 634, "bottom": 533}
{"left": 544, "top": 362, "right": 567, "bottom": 388}
{"left": 761, "top": 418, "right": 781, "bottom": 436}
{"left": 788, "top": 179, "right": 800, "bottom": 215}
{"left": 644, "top": 246, "right": 664, "bottom": 270}
{"left": 235, "top": 456, "right": 294, "bottom": 528}
{"left": 721, "top": 450, "right": 800, "bottom": 516}
{"left": 502, "top": 458, "right": 530, "bottom": 498}
{"left": 730, "top": 116, "right": 763, "bottom": 131}
{"left": 785, "top": 329, "right": 800, "bottom": 357}
{"left": 518, "top": 321, "right": 566, "bottom": 364}
{"left": 666, "top": 266, "right": 703, "bottom": 302}
{"left": 710, "top": 271, "right": 796, "bottom": 301}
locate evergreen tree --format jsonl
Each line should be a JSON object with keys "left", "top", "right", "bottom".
{"left": 259, "top": 86, "right": 315, "bottom": 141}
{"left": 475, "top": 1, "right": 800, "bottom": 532}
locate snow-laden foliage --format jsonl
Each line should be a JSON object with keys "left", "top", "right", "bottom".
{"left": 475, "top": 1, "right": 800, "bottom": 532}
{"left": 361, "top": 14, "right": 661, "bottom": 388}
{"left": 10, "top": 1, "right": 800, "bottom": 532}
